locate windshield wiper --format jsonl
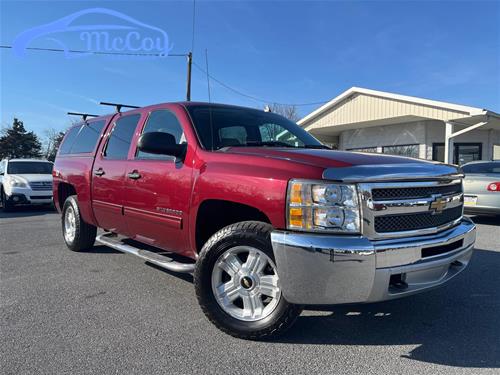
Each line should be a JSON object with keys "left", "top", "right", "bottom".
{"left": 300, "top": 144, "right": 331, "bottom": 150}
{"left": 218, "top": 141, "right": 331, "bottom": 150}
{"left": 228, "top": 141, "right": 297, "bottom": 148}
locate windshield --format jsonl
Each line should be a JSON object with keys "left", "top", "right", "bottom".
{"left": 186, "top": 105, "right": 325, "bottom": 150}
{"left": 462, "top": 162, "right": 500, "bottom": 174}
{"left": 7, "top": 161, "right": 53, "bottom": 174}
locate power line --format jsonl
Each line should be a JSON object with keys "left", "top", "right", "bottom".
{"left": 1, "top": 44, "right": 329, "bottom": 107}
{"left": 191, "top": 0, "right": 197, "bottom": 52}
{"left": 0, "top": 45, "right": 187, "bottom": 57}
{"left": 192, "top": 62, "right": 328, "bottom": 107}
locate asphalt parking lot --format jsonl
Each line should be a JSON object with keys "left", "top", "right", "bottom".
{"left": 1, "top": 208, "right": 499, "bottom": 375}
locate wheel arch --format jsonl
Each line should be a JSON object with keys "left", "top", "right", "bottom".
{"left": 194, "top": 199, "right": 272, "bottom": 252}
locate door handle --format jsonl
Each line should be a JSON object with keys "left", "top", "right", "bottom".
{"left": 94, "top": 168, "right": 105, "bottom": 176}
{"left": 127, "top": 171, "right": 142, "bottom": 180}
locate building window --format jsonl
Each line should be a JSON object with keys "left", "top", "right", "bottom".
{"left": 432, "top": 143, "right": 445, "bottom": 163}
{"left": 382, "top": 144, "right": 419, "bottom": 158}
{"left": 347, "top": 147, "right": 378, "bottom": 153}
{"left": 433, "top": 143, "right": 482, "bottom": 164}
{"left": 493, "top": 145, "right": 500, "bottom": 160}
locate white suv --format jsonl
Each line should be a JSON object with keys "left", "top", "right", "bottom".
{"left": 0, "top": 159, "right": 54, "bottom": 211}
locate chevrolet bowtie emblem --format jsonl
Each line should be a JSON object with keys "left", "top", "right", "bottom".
{"left": 430, "top": 197, "right": 447, "bottom": 214}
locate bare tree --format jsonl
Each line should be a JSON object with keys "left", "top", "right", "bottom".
{"left": 42, "top": 128, "right": 65, "bottom": 161}
{"left": 265, "top": 103, "right": 300, "bottom": 123}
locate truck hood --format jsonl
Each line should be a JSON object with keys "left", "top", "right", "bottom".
{"left": 224, "top": 148, "right": 461, "bottom": 182}
{"left": 225, "top": 147, "right": 427, "bottom": 168}
{"left": 9, "top": 174, "right": 53, "bottom": 183}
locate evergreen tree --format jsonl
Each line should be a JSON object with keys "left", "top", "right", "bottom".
{"left": 0, "top": 118, "right": 42, "bottom": 159}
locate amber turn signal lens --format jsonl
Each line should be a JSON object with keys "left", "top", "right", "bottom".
{"left": 289, "top": 207, "right": 303, "bottom": 227}
{"left": 290, "top": 183, "right": 303, "bottom": 204}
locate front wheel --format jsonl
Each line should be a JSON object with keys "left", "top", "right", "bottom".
{"left": 194, "top": 221, "right": 301, "bottom": 339}
{"left": 1, "top": 188, "right": 13, "bottom": 212}
{"left": 62, "top": 195, "right": 97, "bottom": 252}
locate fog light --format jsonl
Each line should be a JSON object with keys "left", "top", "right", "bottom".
{"left": 13, "top": 196, "right": 19, "bottom": 202}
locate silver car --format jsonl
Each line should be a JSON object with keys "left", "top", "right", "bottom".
{"left": 462, "top": 160, "right": 500, "bottom": 216}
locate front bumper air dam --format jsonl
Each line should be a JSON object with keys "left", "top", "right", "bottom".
{"left": 271, "top": 218, "right": 476, "bottom": 305}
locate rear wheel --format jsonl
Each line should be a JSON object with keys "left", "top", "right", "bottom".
{"left": 62, "top": 195, "right": 97, "bottom": 251}
{"left": 194, "top": 221, "right": 301, "bottom": 339}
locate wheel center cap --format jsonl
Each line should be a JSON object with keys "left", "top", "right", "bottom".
{"left": 240, "top": 276, "right": 254, "bottom": 290}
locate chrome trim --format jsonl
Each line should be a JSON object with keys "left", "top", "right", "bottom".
{"left": 323, "top": 163, "right": 462, "bottom": 183}
{"left": 271, "top": 232, "right": 376, "bottom": 304}
{"left": 270, "top": 218, "right": 475, "bottom": 305}
{"left": 374, "top": 216, "right": 475, "bottom": 268}
{"left": 96, "top": 233, "right": 195, "bottom": 273}
{"left": 366, "top": 193, "right": 463, "bottom": 215}
{"left": 358, "top": 180, "right": 464, "bottom": 240}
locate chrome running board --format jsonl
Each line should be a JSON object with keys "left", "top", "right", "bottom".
{"left": 96, "top": 233, "right": 196, "bottom": 273}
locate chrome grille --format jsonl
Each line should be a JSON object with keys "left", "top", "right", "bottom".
{"left": 371, "top": 184, "right": 462, "bottom": 201}
{"left": 374, "top": 206, "right": 463, "bottom": 233}
{"left": 30, "top": 181, "right": 53, "bottom": 191}
{"left": 359, "top": 180, "right": 463, "bottom": 239}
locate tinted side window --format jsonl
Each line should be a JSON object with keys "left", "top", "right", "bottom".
{"left": 104, "top": 114, "right": 141, "bottom": 159}
{"left": 59, "top": 125, "right": 82, "bottom": 154}
{"left": 71, "top": 120, "right": 106, "bottom": 154}
{"left": 137, "top": 110, "right": 185, "bottom": 159}
{"left": 219, "top": 126, "right": 247, "bottom": 146}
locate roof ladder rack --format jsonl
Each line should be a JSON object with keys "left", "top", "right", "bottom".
{"left": 100, "top": 101, "right": 140, "bottom": 113}
{"left": 67, "top": 112, "right": 99, "bottom": 121}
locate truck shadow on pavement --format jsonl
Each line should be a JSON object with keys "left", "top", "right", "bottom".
{"left": 277, "top": 248, "right": 500, "bottom": 368}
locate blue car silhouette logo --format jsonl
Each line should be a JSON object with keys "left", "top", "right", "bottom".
{"left": 13, "top": 8, "right": 172, "bottom": 58}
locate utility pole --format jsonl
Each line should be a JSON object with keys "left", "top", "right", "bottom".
{"left": 186, "top": 52, "right": 193, "bottom": 101}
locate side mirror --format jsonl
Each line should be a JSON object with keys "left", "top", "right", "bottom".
{"left": 137, "top": 132, "right": 187, "bottom": 159}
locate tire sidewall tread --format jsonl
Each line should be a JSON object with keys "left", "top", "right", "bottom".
{"left": 194, "top": 220, "right": 301, "bottom": 340}
{"left": 62, "top": 195, "right": 96, "bottom": 252}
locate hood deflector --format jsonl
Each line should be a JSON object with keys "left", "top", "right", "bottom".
{"left": 323, "top": 163, "right": 462, "bottom": 183}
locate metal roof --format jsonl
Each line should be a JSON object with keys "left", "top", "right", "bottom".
{"left": 298, "top": 87, "right": 494, "bottom": 127}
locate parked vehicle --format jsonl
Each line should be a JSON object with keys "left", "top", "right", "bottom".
{"left": 0, "top": 158, "right": 54, "bottom": 211}
{"left": 462, "top": 160, "right": 500, "bottom": 216}
{"left": 53, "top": 102, "right": 476, "bottom": 339}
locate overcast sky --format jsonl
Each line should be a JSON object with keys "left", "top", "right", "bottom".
{"left": 1, "top": 0, "right": 499, "bottom": 135}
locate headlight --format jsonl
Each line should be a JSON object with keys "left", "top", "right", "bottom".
{"left": 7, "top": 176, "right": 28, "bottom": 188}
{"left": 287, "top": 179, "right": 360, "bottom": 233}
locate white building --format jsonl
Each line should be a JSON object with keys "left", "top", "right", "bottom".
{"left": 298, "top": 87, "right": 500, "bottom": 164}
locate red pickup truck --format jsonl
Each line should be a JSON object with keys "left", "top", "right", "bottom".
{"left": 53, "top": 102, "right": 476, "bottom": 339}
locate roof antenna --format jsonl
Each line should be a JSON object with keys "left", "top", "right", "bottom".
{"left": 205, "top": 49, "right": 214, "bottom": 150}
{"left": 99, "top": 101, "right": 140, "bottom": 113}
{"left": 67, "top": 112, "right": 99, "bottom": 121}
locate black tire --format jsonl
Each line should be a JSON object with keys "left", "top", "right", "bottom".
{"left": 194, "top": 221, "right": 301, "bottom": 340}
{"left": 1, "top": 188, "right": 13, "bottom": 212}
{"left": 62, "top": 195, "right": 97, "bottom": 252}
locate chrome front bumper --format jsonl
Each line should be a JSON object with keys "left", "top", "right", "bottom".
{"left": 271, "top": 218, "right": 476, "bottom": 305}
